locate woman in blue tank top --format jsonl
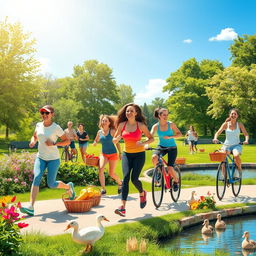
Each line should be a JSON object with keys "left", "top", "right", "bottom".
{"left": 213, "top": 109, "right": 249, "bottom": 171}
{"left": 151, "top": 108, "right": 182, "bottom": 191}
{"left": 93, "top": 115, "right": 122, "bottom": 195}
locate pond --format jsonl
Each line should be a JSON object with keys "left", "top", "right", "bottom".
{"left": 163, "top": 214, "right": 256, "bottom": 255}
{"left": 182, "top": 169, "right": 256, "bottom": 179}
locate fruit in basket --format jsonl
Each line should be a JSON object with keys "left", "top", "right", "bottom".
{"left": 75, "top": 189, "right": 90, "bottom": 201}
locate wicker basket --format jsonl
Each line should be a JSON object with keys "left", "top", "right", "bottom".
{"left": 175, "top": 157, "right": 186, "bottom": 165}
{"left": 62, "top": 194, "right": 93, "bottom": 213}
{"left": 91, "top": 195, "right": 101, "bottom": 207}
{"left": 209, "top": 152, "right": 227, "bottom": 162}
{"left": 85, "top": 157, "right": 99, "bottom": 167}
{"left": 199, "top": 149, "right": 205, "bottom": 152}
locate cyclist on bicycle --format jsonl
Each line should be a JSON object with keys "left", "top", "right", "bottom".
{"left": 151, "top": 108, "right": 182, "bottom": 191}
{"left": 64, "top": 121, "right": 78, "bottom": 157}
{"left": 213, "top": 108, "right": 249, "bottom": 171}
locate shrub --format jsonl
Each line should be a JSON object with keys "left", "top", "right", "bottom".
{"left": 0, "top": 196, "right": 29, "bottom": 255}
{"left": 57, "top": 162, "right": 116, "bottom": 186}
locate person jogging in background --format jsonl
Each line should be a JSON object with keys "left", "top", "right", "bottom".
{"left": 64, "top": 121, "right": 78, "bottom": 156}
{"left": 20, "top": 105, "right": 76, "bottom": 216}
{"left": 93, "top": 114, "right": 122, "bottom": 195}
{"left": 213, "top": 108, "right": 249, "bottom": 171}
{"left": 151, "top": 107, "right": 182, "bottom": 192}
{"left": 76, "top": 123, "right": 89, "bottom": 163}
{"left": 186, "top": 125, "right": 196, "bottom": 154}
{"left": 113, "top": 103, "right": 154, "bottom": 217}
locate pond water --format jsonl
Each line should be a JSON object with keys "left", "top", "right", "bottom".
{"left": 182, "top": 169, "right": 256, "bottom": 179}
{"left": 163, "top": 214, "right": 256, "bottom": 255}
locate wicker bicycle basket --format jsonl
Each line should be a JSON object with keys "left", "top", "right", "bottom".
{"left": 209, "top": 152, "right": 227, "bottom": 162}
{"left": 91, "top": 195, "right": 101, "bottom": 207}
{"left": 62, "top": 194, "right": 93, "bottom": 213}
{"left": 85, "top": 157, "right": 99, "bottom": 167}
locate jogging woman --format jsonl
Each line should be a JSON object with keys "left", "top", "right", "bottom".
{"left": 113, "top": 103, "right": 154, "bottom": 217}
{"left": 20, "top": 105, "right": 76, "bottom": 216}
{"left": 151, "top": 108, "right": 182, "bottom": 191}
{"left": 93, "top": 115, "right": 122, "bottom": 195}
{"left": 77, "top": 123, "right": 89, "bottom": 163}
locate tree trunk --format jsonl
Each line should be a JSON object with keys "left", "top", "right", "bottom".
{"left": 5, "top": 125, "right": 9, "bottom": 139}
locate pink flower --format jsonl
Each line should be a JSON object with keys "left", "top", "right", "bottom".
{"left": 14, "top": 178, "right": 19, "bottom": 183}
{"left": 18, "top": 222, "right": 29, "bottom": 228}
{"left": 207, "top": 191, "right": 211, "bottom": 196}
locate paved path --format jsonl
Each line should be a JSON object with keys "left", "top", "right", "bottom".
{"left": 21, "top": 185, "right": 256, "bottom": 236}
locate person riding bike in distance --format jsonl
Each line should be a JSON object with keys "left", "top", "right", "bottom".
{"left": 213, "top": 108, "right": 249, "bottom": 172}
{"left": 151, "top": 108, "right": 182, "bottom": 192}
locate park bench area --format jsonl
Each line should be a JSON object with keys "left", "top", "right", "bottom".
{"left": 184, "top": 138, "right": 213, "bottom": 145}
{"left": 8, "top": 141, "right": 38, "bottom": 153}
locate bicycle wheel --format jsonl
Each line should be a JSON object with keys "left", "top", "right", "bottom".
{"left": 232, "top": 165, "right": 242, "bottom": 197}
{"left": 152, "top": 165, "right": 164, "bottom": 208}
{"left": 71, "top": 151, "right": 78, "bottom": 162}
{"left": 170, "top": 165, "right": 181, "bottom": 202}
{"left": 216, "top": 162, "right": 227, "bottom": 201}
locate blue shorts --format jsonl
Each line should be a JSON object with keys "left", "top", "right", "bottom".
{"left": 222, "top": 144, "right": 242, "bottom": 154}
{"left": 69, "top": 141, "right": 76, "bottom": 149}
{"left": 79, "top": 142, "right": 88, "bottom": 149}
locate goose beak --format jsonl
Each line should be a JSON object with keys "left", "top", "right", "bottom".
{"left": 64, "top": 224, "right": 71, "bottom": 231}
{"left": 103, "top": 217, "right": 110, "bottom": 222}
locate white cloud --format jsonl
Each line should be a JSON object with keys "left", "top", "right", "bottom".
{"left": 183, "top": 39, "right": 192, "bottom": 44}
{"left": 134, "top": 79, "right": 169, "bottom": 105}
{"left": 38, "top": 57, "right": 51, "bottom": 73}
{"left": 209, "top": 28, "right": 238, "bottom": 41}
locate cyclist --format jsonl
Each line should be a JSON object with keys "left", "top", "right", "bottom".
{"left": 186, "top": 125, "right": 196, "bottom": 154}
{"left": 151, "top": 107, "right": 182, "bottom": 192}
{"left": 93, "top": 115, "right": 122, "bottom": 195}
{"left": 64, "top": 121, "right": 78, "bottom": 159}
{"left": 113, "top": 103, "right": 154, "bottom": 217}
{"left": 213, "top": 108, "right": 249, "bottom": 171}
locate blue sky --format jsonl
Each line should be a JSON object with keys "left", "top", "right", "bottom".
{"left": 1, "top": 0, "right": 256, "bottom": 104}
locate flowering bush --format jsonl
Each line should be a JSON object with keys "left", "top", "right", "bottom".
{"left": 0, "top": 195, "right": 29, "bottom": 255}
{"left": 0, "top": 152, "right": 45, "bottom": 195}
{"left": 190, "top": 191, "right": 217, "bottom": 210}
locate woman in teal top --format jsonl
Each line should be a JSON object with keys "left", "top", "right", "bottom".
{"left": 151, "top": 108, "right": 182, "bottom": 191}
{"left": 93, "top": 115, "right": 122, "bottom": 195}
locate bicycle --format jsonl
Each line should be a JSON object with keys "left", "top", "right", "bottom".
{"left": 213, "top": 141, "right": 243, "bottom": 201}
{"left": 146, "top": 147, "right": 181, "bottom": 208}
{"left": 61, "top": 145, "right": 78, "bottom": 162}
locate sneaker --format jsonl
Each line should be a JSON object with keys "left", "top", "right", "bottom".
{"left": 140, "top": 190, "right": 147, "bottom": 209}
{"left": 114, "top": 206, "right": 126, "bottom": 217}
{"left": 117, "top": 185, "right": 122, "bottom": 194}
{"left": 68, "top": 182, "right": 76, "bottom": 200}
{"left": 20, "top": 206, "right": 34, "bottom": 216}
{"left": 101, "top": 189, "right": 107, "bottom": 195}
{"left": 173, "top": 182, "right": 179, "bottom": 192}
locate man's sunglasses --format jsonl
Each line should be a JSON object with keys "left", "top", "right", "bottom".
{"left": 40, "top": 111, "right": 51, "bottom": 115}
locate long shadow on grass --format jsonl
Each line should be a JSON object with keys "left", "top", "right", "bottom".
{"left": 218, "top": 195, "right": 256, "bottom": 204}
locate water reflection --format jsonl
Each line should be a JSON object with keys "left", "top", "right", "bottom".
{"left": 163, "top": 215, "right": 256, "bottom": 255}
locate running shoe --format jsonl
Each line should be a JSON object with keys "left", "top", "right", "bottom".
{"left": 68, "top": 182, "right": 76, "bottom": 200}
{"left": 140, "top": 190, "right": 147, "bottom": 209}
{"left": 20, "top": 206, "right": 34, "bottom": 216}
{"left": 117, "top": 184, "right": 122, "bottom": 194}
{"left": 114, "top": 206, "right": 126, "bottom": 217}
{"left": 101, "top": 189, "right": 107, "bottom": 195}
{"left": 173, "top": 182, "right": 179, "bottom": 192}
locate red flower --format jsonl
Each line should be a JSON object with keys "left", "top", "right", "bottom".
{"left": 200, "top": 196, "right": 205, "bottom": 201}
{"left": 18, "top": 222, "right": 29, "bottom": 228}
{"left": 17, "top": 202, "right": 22, "bottom": 209}
{"left": 11, "top": 196, "right": 16, "bottom": 202}
{"left": 2, "top": 202, "right": 6, "bottom": 207}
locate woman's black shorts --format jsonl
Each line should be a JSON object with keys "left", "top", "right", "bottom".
{"left": 153, "top": 146, "right": 177, "bottom": 167}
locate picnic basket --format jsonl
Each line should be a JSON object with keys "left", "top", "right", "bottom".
{"left": 175, "top": 157, "right": 186, "bottom": 165}
{"left": 91, "top": 195, "right": 101, "bottom": 207}
{"left": 62, "top": 194, "right": 93, "bottom": 213}
{"left": 209, "top": 151, "right": 227, "bottom": 162}
{"left": 85, "top": 154, "right": 99, "bottom": 167}
{"left": 199, "top": 149, "right": 205, "bottom": 152}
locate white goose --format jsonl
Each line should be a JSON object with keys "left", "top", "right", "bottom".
{"left": 242, "top": 231, "right": 256, "bottom": 249}
{"left": 215, "top": 214, "right": 226, "bottom": 229}
{"left": 65, "top": 215, "right": 109, "bottom": 253}
{"left": 201, "top": 219, "right": 214, "bottom": 235}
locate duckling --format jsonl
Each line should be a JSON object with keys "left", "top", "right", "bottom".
{"left": 201, "top": 219, "right": 213, "bottom": 235}
{"left": 65, "top": 215, "right": 109, "bottom": 253}
{"left": 242, "top": 231, "right": 256, "bottom": 249}
{"left": 215, "top": 214, "right": 226, "bottom": 229}
{"left": 187, "top": 191, "right": 197, "bottom": 208}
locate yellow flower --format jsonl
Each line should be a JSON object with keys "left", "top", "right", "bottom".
{"left": 191, "top": 202, "right": 199, "bottom": 210}
{"left": 0, "top": 196, "right": 13, "bottom": 205}
{"left": 203, "top": 206, "right": 207, "bottom": 209}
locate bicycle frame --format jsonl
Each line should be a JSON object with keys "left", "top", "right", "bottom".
{"left": 224, "top": 154, "right": 236, "bottom": 183}
{"left": 158, "top": 156, "right": 171, "bottom": 189}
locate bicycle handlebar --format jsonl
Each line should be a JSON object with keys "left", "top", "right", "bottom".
{"left": 213, "top": 139, "right": 243, "bottom": 145}
{"left": 146, "top": 146, "right": 177, "bottom": 151}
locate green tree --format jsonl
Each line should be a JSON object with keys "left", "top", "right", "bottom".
{"left": 115, "top": 84, "right": 135, "bottom": 110}
{"left": 0, "top": 18, "right": 39, "bottom": 138}
{"left": 207, "top": 65, "right": 256, "bottom": 136}
{"left": 163, "top": 58, "right": 224, "bottom": 136}
{"left": 73, "top": 60, "right": 119, "bottom": 136}
{"left": 230, "top": 34, "right": 256, "bottom": 68}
